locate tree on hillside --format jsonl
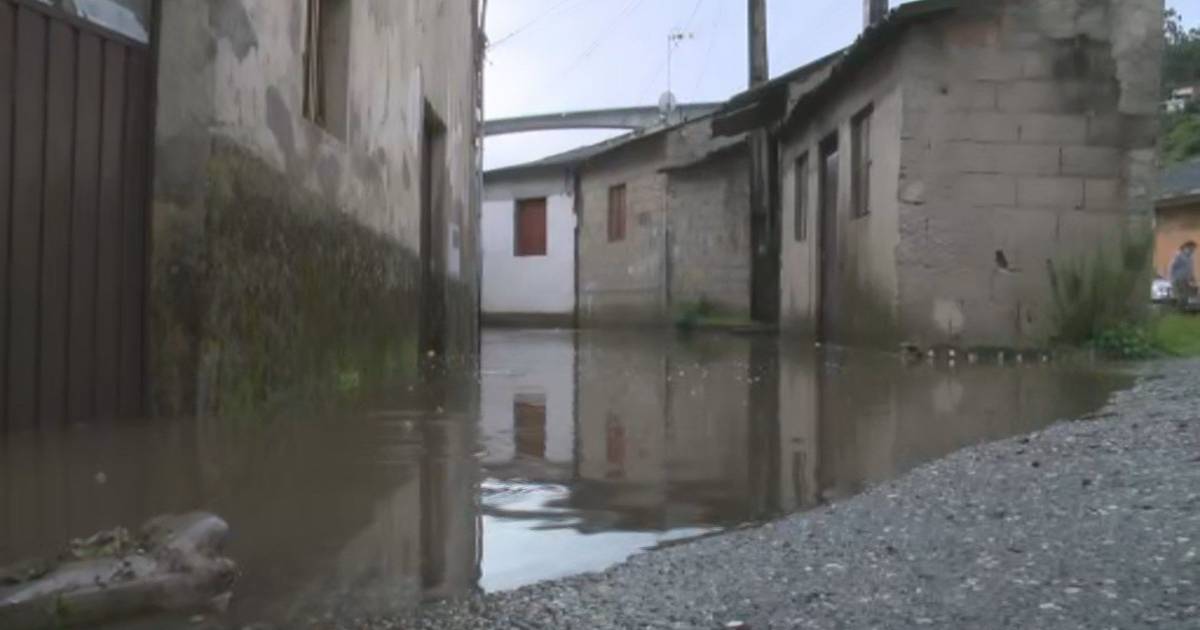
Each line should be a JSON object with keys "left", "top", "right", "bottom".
{"left": 1162, "top": 9, "right": 1200, "bottom": 164}
{"left": 1165, "top": 9, "right": 1200, "bottom": 92}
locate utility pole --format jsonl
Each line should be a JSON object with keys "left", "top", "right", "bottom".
{"left": 746, "top": 0, "right": 777, "bottom": 323}
{"left": 748, "top": 0, "right": 768, "bottom": 88}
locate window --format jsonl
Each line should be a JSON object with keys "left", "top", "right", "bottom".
{"left": 303, "top": 0, "right": 351, "bottom": 140}
{"left": 851, "top": 105, "right": 873, "bottom": 218}
{"left": 794, "top": 153, "right": 810, "bottom": 242}
{"left": 607, "top": 184, "right": 627, "bottom": 242}
{"left": 514, "top": 198, "right": 548, "bottom": 257}
{"left": 513, "top": 393, "right": 547, "bottom": 459}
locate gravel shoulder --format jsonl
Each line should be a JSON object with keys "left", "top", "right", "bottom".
{"left": 391, "top": 360, "right": 1200, "bottom": 630}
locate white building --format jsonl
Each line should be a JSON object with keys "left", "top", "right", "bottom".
{"left": 482, "top": 150, "right": 584, "bottom": 325}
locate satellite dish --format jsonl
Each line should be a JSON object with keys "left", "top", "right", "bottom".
{"left": 658, "top": 91, "right": 678, "bottom": 120}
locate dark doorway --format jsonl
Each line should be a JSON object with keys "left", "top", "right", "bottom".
{"left": 817, "top": 134, "right": 840, "bottom": 343}
{"left": 420, "top": 105, "right": 447, "bottom": 358}
{"left": 0, "top": 0, "right": 153, "bottom": 431}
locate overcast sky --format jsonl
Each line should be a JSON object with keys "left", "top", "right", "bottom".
{"left": 483, "top": 0, "right": 1200, "bottom": 170}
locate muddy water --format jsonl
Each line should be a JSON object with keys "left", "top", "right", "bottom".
{"left": 0, "top": 329, "right": 1129, "bottom": 628}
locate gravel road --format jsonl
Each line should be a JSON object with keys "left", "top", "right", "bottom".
{"left": 373, "top": 359, "right": 1200, "bottom": 630}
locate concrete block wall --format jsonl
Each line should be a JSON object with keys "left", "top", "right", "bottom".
{"left": 152, "top": 0, "right": 481, "bottom": 414}
{"left": 665, "top": 148, "right": 753, "bottom": 317}
{"left": 895, "top": 0, "right": 1162, "bottom": 348}
{"left": 577, "top": 136, "right": 671, "bottom": 325}
{"left": 777, "top": 51, "right": 906, "bottom": 344}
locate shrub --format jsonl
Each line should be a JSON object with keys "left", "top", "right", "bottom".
{"left": 1048, "top": 229, "right": 1154, "bottom": 346}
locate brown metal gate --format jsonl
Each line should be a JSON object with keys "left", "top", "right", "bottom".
{"left": 0, "top": 0, "right": 153, "bottom": 431}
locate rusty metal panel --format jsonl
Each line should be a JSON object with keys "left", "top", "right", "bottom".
{"left": 38, "top": 19, "right": 78, "bottom": 428}
{"left": 0, "top": 1, "right": 152, "bottom": 431}
{"left": 8, "top": 6, "right": 49, "bottom": 430}
{"left": 66, "top": 32, "right": 104, "bottom": 424}
{"left": 118, "top": 50, "right": 149, "bottom": 418}
{"left": 92, "top": 40, "right": 127, "bottom": 421}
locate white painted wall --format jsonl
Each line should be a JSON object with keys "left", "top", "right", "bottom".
{"left": 482, "top": 191, "right": 576, "bottom": 316}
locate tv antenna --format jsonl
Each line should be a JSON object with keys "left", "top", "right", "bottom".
{"left": 666, "top": 28, "right": 694, "bottom": 110}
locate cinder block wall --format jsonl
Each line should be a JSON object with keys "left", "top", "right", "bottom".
{"left": 665, "top": 148, "right": 753, "bottom": 317}
{"left": 152, "top": 0, "right": 481, "bottom": 415}
{"left": 577, "top": 137, "right": 671, "bottom": 325}
{"left": 896, "top": 0, "right": 1162, "bottom": 347}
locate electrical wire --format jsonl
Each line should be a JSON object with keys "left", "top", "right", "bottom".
{"left": 554, "top": 0, "right": 650, "bottom": 80}
{"left": 488, "top": 0, "right": 589, "bottom": 49}
{"left": 691, "top": 0, "right": 725, "bottom": 96}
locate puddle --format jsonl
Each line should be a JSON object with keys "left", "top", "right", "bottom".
{"left": 0, "top": 329, "right": 1131, "bottom": 628}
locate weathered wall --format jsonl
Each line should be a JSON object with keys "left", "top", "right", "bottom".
{"left": 577, "top": 136, "right": 671, "bottom": 325}
{"left": 577, "top": 118, "right": 750, "bottom": 325}
{"left": 152, "top": 0, "right": 480, "bottom": 415}
{"left": 482, "top": 171, "right": 576, "bottom": 321}
{"left": 895, "top": 0, "right": 1162, "bottom": 347}
{"left": 1154, "top": 204, "right": 1200, "bottom": 278}
{"left": 665, "top": 147, "right": 753, "bottom": 317}
{"left": 777, "top": 59, "right": 905, "bottom": 344}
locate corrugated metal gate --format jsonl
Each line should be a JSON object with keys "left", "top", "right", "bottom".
{"left": 0, "top": 0, "right": 153, "bottom": 431}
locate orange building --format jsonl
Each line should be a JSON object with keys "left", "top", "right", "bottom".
{"left": 1156, "top": 159, "right": 1200, "bottom": 280}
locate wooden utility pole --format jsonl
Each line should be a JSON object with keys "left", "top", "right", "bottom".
{"left": 748, "top": 0, "right": 768, "bottom": 87}
{"left": 864, "top": 0, "right": 888, "bottom": 29}
{"left": 747, "top": 0, "right": 777, "bottom": 323}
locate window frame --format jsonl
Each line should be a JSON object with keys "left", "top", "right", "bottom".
{"left": 302, "top": 0, "right": 324, "bottom": 126}
{"left": 851, "top": 104, "right": 873, "bottom": 219}
{"left": 607, "top": 184, "right": 627, "bottom": 243}
{"left": 794, "top": 152, "right": 810, "bottom": 242}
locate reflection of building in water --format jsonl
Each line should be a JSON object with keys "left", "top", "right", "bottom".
{"left": 479, "top": 330, "right": 576, "bottom": 482}
{"left": 0, "top": 395, "right": 480, "bottom": 624}
{"left": 575, "top": 333, "right": 764, "bottom": 529}
{"left": 776, "top": 347, "right": 1126, "bottom": 508}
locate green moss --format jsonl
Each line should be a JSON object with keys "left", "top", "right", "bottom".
{"left": 153, "top": 144, "right": 425, "bottom": 417}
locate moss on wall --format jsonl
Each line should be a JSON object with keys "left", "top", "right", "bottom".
{"left": 152, "top": 144, "right": 423, "bottom": 417}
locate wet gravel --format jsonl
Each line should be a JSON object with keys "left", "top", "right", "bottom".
{"left": 352, "top": 359, "right": 1200, "bottom": 630}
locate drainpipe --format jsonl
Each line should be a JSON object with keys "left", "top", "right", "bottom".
{"left": 864, "top": 0, "right": 888, "bottom": 29}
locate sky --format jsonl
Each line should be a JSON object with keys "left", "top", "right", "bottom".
{"left": 483, "top": 0, "right": 1200, "bottom": 171}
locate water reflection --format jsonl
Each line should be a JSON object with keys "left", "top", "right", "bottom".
{"left": 1, "top": 382, "right": 480, "bottom": 627}
{"left": 477, "top": 330, "right": 1127, "bottom": 590}
{"left": 1, "top": 329, "right": 1128, "bottom": 627}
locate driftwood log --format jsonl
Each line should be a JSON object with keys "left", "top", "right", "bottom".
{"left": 0, "top": 512, "right": 236, "bottom": 629}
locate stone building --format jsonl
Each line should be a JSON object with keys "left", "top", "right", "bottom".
{"left": 716, "top": 0, "right": 1163, "bottom": 348}
{"left": 152, "top": 0, "right": 484, "bottom": 414}
{"left": 574, "top": 117, "right": 752, "bottom": 324}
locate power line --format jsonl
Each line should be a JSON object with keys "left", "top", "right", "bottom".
{"left": 683, "top": 0, "right": 707, "bottom": 32}
{"left": 555, "top": 0, "right": 650, "bottom": 80}
{"left": 489, "top": 0, "right": 588, "bottom": 49}
{"left": 691, "top": 0, "right": 725, "bottom": 95}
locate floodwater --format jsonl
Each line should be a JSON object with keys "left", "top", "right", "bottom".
{"left": 0, "top": 329, "right": 1131, "bottom": 628}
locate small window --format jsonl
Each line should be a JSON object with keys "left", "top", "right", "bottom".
{"left": 513, "top": 393, "right": 547, "bottom": 459}
{"left": 794, "top": 153, "right": 810, "bottom": 242}
{"left": 514, "top": 198, "right": 548, "bottom": 257}
{"left": 607, "top": 184, "right": 627, "bottom": 242}
{"left": 851, "top": 105, "right": 873, "bottom": 218}
{"left": 303, "top": 0, "right": 351, "bottom": 140}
